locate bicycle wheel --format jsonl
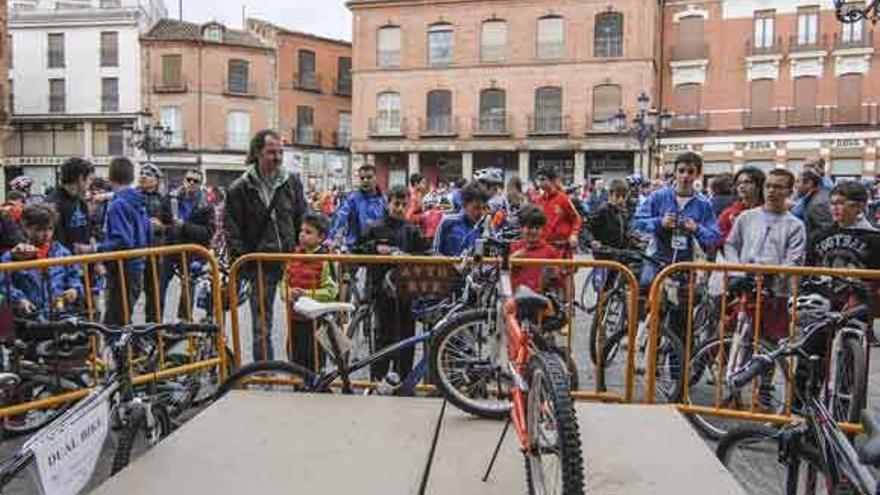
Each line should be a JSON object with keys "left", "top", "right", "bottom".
{"left": 587, "top": 289, "right": 626, "bottom": 365}
{"left": 525, "top": 351, "right": 584, "bottom": 495}
{"left": 214, "top": 360, "right": 316, "bottom": 399}
{"left": 159, "top": 342, "right": 235, "bottom": 416}
{"left": 598, "top": 321, "right": 684, "bottom": 402}
{"left": 430, "top": 309, "right": 512, "bottom": 420}
{"left": 686, "top": 337, "right": 787, "bottom": 440}
{"left": 827, "top": 333, "right": 867, "bottom": 425}
{"left": 716, "top": 425, "right": 828, "bottom": 495}
{"left": 111, "top": 402, "right": 171, "bottom": 474}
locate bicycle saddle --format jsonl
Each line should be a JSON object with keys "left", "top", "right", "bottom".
{"left": 293, "top": 297, "right": 355, "bottom": 320}
{"left": 858, "top": 410, "right": 880, "bottom": 466}
{"left": 513, "top": 286, "right": 551, "bottom": 314}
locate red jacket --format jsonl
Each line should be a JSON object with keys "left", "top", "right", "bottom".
{"left": 717, "top": 201, "right": 748, "bottom": 246}
{"left": 421, "top": 209, "right": 444, "bottom": 239}
{"left": 510, "top": 240, "right": 562, "bottom": 292}
{"left": 536, "top": 189, "right": 583, "bottom": 246}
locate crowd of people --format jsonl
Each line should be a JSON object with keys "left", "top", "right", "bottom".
{"left": 1, "top": 128, "right": 880, "bottom": 376}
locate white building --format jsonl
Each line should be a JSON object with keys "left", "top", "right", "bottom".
{"left": 5, "top": 0, "right": 166, "bottom": 192}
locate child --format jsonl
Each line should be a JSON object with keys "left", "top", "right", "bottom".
{"left": 584, "top": 178, "right": 631, "bottom": 252}
{"left": 510, "top": 204, "right": 562, "bottom": 293}
{"left": 1, "top": 204, "right": 83, "bottom": 316}
{"left": 288, "top": 212, "right": 337, "bottom": 370}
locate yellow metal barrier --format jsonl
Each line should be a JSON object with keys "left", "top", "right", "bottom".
{"left": 0, "top": 244, "right": 228, "bottom": 416}
{"left": 645, "top": 261, "right": 880, "bottom": 433}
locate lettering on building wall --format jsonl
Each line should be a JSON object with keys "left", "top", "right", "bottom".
{"left": 661, "top": 143, "right": 691, "bottom": 152}
{"left": 746, "top": 141, "right": 774, "bottom": 150}
{"left": 835, "top": 139, "right": 863, "bottom": 148}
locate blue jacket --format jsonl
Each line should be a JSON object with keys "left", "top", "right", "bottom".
{"left": 433, "top": 212, "right": 480, "bottom": 257}
{"left": 330, "top": 189, "right": 387, "bottom": 248}
{"left": 633, "top": 186, "right": 720, "bottom": 268}
{"left": 0, "top": 242, "right": 84, "bottom": 310}
{"left": 96, "top": 187, "right": 150, "bottom": 272}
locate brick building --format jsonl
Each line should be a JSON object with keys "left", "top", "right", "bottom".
{"left": 348, "top": 0, "right": 662, "bottom": 189}
{"left": 141, "top": 18, "right": 276, "bottom": 188}
{"left": 247, "top": 19, "right": 352, "bottom": 191}
{"left": 660, "top": 0, "right": 880, "bottom": 182}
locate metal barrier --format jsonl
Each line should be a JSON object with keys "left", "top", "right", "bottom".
{"left": 227, "top": 253, "right": 640, "bottom": 402}
{"left": 645, "top": 261, "right": 880, "bottom": 433}
{"left": 0, "top": 244, "right": 228, "bottom": 418}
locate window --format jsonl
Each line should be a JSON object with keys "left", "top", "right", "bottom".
{"left": 101, "top": 77, "right": 118, "bottom": 112}
{"left": 296, "top": 106, "right": 315, "bottom": 144}
{"left": 48, "top": 33, "right": 64, "bottom": 68}
{"left": 749, "top": 79, "right": 775, "bottom": 126}
{"left": 7, "top": 79, "right": 12, "bottom": 115}
{"left": 227, "top": 110, "right": 251, "bottom": 150}
{"left": 534, "top": 87, "right": 563, "bottom": 132}
{"left": 797, "top": 7, "right": 819, "bottom": 45}
{"left": 479, "top": 89, "right": 506, "bottom": 132}
{"left": 337, "top": 112, "right": 352, "bottom": 147}
{"left": 100, "top": 31, "right": 118, "bottom": 67}
{"left": 837, "top": 73, "right": 863, "bottom": 123}
{"left": 160, "top": 105, "right": 183, "bottom": 147}
{"left": 428, "top": 24, "right": 454, "bottom": 67}
{"left": 537, "top": 17, "right": 564, "bottom": 59}
{"left": 7, "top": 35, "right": 11, "bottom": 69}
{"left": 49, "top": 78, "right": 65, "bottom": 113}
{"left": 675, "top": 16, "right": 706, "bottom": 59}
{"left": 337, "top": 57, "right": 352, "bottom": 95}
{"left": 674, "top": 84, "right": 702, "bottom": 127}
{"left": 107, "top": 124, "right": 123, "bottom": 155}
{"left": 426, "top": 90, "right": 452, "bottom": 132}
{"left": 298, "top": 50, "right": 317, "bottom": 90}
{"left": 162, "top": 54, "right": 182, "bottom": 86}
{"left": 227, "top": 59, "right": 250, "bottom": 94}
{"left": 794, "top": 77, "right": 818, "bottom": 124}
{"left": 592, "top": 84, "right": 621, "bottom": 128}
{"left": 377, "top": 26, "right": 401, "bottom": 68}
{"left": 594, "top": 12, "right": 623, "bottom": 58}
{"left": 203, "top": 25, "right": 223, "bottom": 43}
{"left": 481, "top": 20, "right": 507, "bottom": 62}
{"left": 376, "top": 92, "right": 401, "bottom": 133}
{"left": 841, "top": 6, "right": 864, "bottom": 43}
{"left": 100, "top": 0, "right": 121, "bottom": 7}
{"left": 754, "top": 11, "right": 775, "bottom": 49}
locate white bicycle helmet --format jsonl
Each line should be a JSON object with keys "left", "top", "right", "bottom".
{"left": 9, "top": 176, "right": 33, "bottom": 193}
{"left": 792, "top": 293, "right": 832, "bottom": 323}
{"left": 474, "top": 167, "right": 504, "bottom": 186}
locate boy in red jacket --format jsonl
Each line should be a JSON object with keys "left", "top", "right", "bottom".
{"left": 510, "top": 205, "right": 562, "bottom": 292}
{"left": 534, "top": 165, "right": 582, "bottom": 257}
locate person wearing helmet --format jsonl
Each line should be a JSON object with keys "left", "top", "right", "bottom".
{"left": 9, "top": 176, "right": 33, "bottom": 196}
{"left": 534, "top": 165, "right": 582, "bottom": 256}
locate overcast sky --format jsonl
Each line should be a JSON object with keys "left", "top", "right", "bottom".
{"left": 171, "top": 0, "right": 352, "bottom": 41}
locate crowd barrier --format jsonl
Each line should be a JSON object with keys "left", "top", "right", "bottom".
{"left": 0, "top": 244, "right": 228, "bottom": 418}
{"left": 645, "top": 261, "right": 880, "bottom": 433}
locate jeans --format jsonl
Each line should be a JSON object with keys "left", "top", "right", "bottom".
{"left": 371, "top": 296, "right": 415, "bottom": 381}
{"left": 246, "top": 264, "right": 283, "bottom": 361}
{"left": 157, "top": 256, "right": 198, "bottom": 322}
{"left": 142, "top": 259, "right": 164, "bottom": 323}
{"left": 105, "top": 263, "right": 144, "bottom": 327}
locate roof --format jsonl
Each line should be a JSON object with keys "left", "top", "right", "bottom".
{"left": 142, "top": 18, "right": 271, "bottom": 50}
{"left": 247, "top": 18, "right": 351, "bottom": 47}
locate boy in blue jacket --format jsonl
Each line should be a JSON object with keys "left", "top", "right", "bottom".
{"left": 75, "top": 157, "right": 150, "bottom": 325}
{"left": 329, "top": 164, "right": 386, "bottom": 250}
{"left": 1, "top": 204, "right": 83, "bottom": 316}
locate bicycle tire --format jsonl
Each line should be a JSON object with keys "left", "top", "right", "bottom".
{"left": 827, "top": 333, "right": 867, "bottom": 425}
{"left": 578, "top": 267, "right": 595, "bottom": 312}
{"left": 111, "top": 403, "right": 171, "bottom": 475}
{"left": 716, "top": 424, "right": 827, "bottom": 495}
{"left": 430, "top": 309, "right": 512, "bottom": 420}
{"left": 587, "top": 289, "right": 626, "bottom": 365}
{"left": 214, "top": 360, "right": 316, "bottom": 400}
{"left": 686, "top": 336, "right": 787, "bottom": 440}
{"left": 598, "top": 320, "right": 684, "bottom": 402}
{"left": 525, "top": 351, "right": 584, "bottom": 495}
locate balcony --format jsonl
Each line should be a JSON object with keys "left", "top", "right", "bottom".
{"left": 669, "top": 113, "right": 710, "bottom": 131}
{"left": 368, "top": 117, "right": 407, "bottom": 138}
{"left": 49, "top": 96, "right": 65, "bottom": 114}
{"left": 418, "top": 116, "right": 458, "bottom": 138}
{"left": 333, "top": 78, "right": 352, "bottom": 96}
{"left": 472, "top": 115, "right": 511, "bottom": 136}
{"left": 333, "top": 131, "right": 351, "bottom": 149}
{"left": 784, "top": 106, "right": 827, "bottom": 127}
{"left": 294, "top": 72, "right": 322, "bottom": 93}
{"left": 153, "top": 80, "right": 189, "bottom": 93}
{"left": 669, "top": 43, "right": 709, "bottom": 61}
{"left": 528, "top": 115, "right": 570, "bottom": 136}
{"left": 224, "top": 81, "right": 257, "bottom": 97}
{"left": 745, "top": 37, "right": 785, "bottom": 57}
{"left": 832, "top": 104, "right": 878, "bottom": 125}
{"left": 742, "top": 109, "right": 783, "bottom": 129}
{"left": 788, "top": 34, "right": 829, "bottom": 53}
{"left": 293, "top": 127, "right": 322, "bottom": 146}
{"left": 833, "top": 30, "right": 874, "bottom": 50}
{"left": 586, "top": 116, "right": 617, "bottom": 134}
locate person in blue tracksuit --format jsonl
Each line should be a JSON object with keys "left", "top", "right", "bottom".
{"left": 329, "top": 164, "right": 386, "bottom": 249}
{"left": 633, "top": 152, "right": 720, "bottom": 286}
{"left": 433, "top": 181, "right": 490, "bottom": 257}
{"left": 75, "top": 157, "right": 150, "bottom": 326}
{"left": 0, "top": 204, "right": 83, "bottom": 316}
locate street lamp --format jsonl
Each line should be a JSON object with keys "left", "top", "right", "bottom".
{"left": 613, "top": 91, "right": 673, "bottom": 178}
{"left": 834, "top": 0, "right": 880, "bottom": 23}
{"left": 128, "top": 120, "right": 172, "bottom": 161}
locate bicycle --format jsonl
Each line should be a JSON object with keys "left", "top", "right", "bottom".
{"left": 715, "top": 302, "right": 877, "bottom": 495}
{"left": 0, "top": 318, "right": 220, "bottom": 494}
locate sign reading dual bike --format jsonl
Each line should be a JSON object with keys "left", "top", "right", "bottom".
{"left": 23, "top": 388, "right": 111, "bottom": 495}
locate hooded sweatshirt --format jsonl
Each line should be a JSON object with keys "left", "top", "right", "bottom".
{"left": 807, "top": 217, "right": 880, "bottom": 270}
{"left": 96, "top": 186, "right": 150, "bottom": 271}
{"left": 329, "top": 188, "right": 387, "bottom": 248}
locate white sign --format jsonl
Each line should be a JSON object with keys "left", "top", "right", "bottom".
{"left": 28, "top": 395, "right": 110, "bottom": 495}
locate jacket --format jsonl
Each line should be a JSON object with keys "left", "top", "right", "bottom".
{"left": 711, "top": 194, "right": 737, "bottom": 217}
{"left": 287, "top": 244, "right": 337, "bottom": 303}
{"left": 0, "top": 209, "right": 23, "bottom": 253}
{"left": 802, "top": 189, "right": 832, "bottom": 245}
{"left": 160, "top": 189, "right": 215, "bottom": 247}
{"left": 0, "top": 242, "right": 84, "bottom": 310}
{"left": 536, "top": 189, "right": 583, "bottom": 245}
{"left": 510, "top": 240, "right": 561, "bottom": 292}
{"left": 46, "top": 187, "right": 91, "bottom": 251}
{"left": 406, "top": 187, "right": 424, "bottom": 226}
{"left": 584, "top": 201, "right": 630, "bottom": 250}
{"left": 224, "top": 166, "right": 306, "bottom": 261}
{"left": 633, "top": 186, "right": 720, "bottom": 264}
{"left": 432, "top": 212, "right": 479, "bottom": 257}
{"left": 356, "top": 215, "right": 426, "bottom": 255}
{"left": 717, "top": 201, "right": 749, "bottom": 245}
{"left": 141, "top": 188, "right": 164, "bottom": 247}
{"left": 329, "top": 189, "right": 387, "bottom": 248}
{"left": 96, "top": 187, "right": 150, "bottom": 271}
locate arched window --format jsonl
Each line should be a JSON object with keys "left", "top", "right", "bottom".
{"left": 426, "top": 90, "right": 452, "bottom": 132}
{"left": 479, "top": 89, "right": 506, "bottom": 132}
{"left": 534, "top": 86, "right": 562, "bottom": 132}
{"left": 428, "top": 23, "right": 454, "bottom": 67}
{"left": 481, "top": 20, "right": 507, "bottom": 62}
{"left": 594, "top": 12, "right": 623, "bottom": 58}
{"left": 376, "top": 91, "right": 401, "bottom": 133}
{"left": 537, "top": 16, "right": 564, "bottom": 59}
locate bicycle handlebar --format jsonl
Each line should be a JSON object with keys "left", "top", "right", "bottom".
{"left": 20, "top": 319, "right": 220, "bottom": 338}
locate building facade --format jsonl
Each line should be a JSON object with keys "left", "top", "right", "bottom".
{"left": 141, "top": 18, "right": 276, "bottom": 188}
{"left": 4, "top": 0, "right": 166, "bottom": 193}
{"left": 248, "top": 19, "right": 352, "bottom": 191}
{"left": 348, "top": 0, "right": 661, "bottom": 189}
{"left": 660, "top": 0, "right": 880, "bottom": 182}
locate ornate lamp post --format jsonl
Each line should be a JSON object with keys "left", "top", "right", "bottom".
{"left": 128, "top": 120, "right": 172, "bottom": 162}
{"left": 834, "top": 0, "right": 880, "bottom": 23}
{"left": 612, "top": 91, "right": 673, "bottom": 178}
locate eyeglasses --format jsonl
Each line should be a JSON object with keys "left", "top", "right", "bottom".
{"left": 185, "top": 177, "right": 201, "bottom": 184}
